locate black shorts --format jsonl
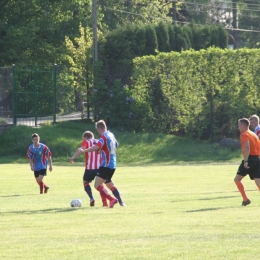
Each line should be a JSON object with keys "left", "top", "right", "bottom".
{"left": 96, "top": 166, "right": 115, "bottom": 181}
{"left": 34, "top": 169, "right": 47, "bottom": 178}
{"left": 237, "top": 155, "right": 260, "bottom": 180}
{"left": 83, "top": 169, "right": 98, "bottom": 182}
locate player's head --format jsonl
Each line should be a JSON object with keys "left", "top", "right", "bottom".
{"left": 95, "top": 120, "right": 107, "bottom": 135}
{"left": 238, "top": 118, "right": 250, "bottom": 133}
{"left": 82, "top": 131, "right": 94, "bottom": 140}
{"left": 32, "top": 133, "right": 40, "bottom": 144}
{"left": 249, "top": 114, "right": 259, "bottom": 130}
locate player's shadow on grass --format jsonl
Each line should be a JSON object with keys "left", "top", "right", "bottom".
{"left": 186, "top": 207, "right": 225, "bottom": 212}
{"left": 0, "top": 194, "right": 37, "bottom": 198}
{"left": 1, "top": 207, "right": 85, "bottom": 215}
{"left": 198, "top": 195, "right": 238, "bottom": 201}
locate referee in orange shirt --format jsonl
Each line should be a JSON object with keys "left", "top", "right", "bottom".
{"left": 234, "top": 118, "right": 260, "bottom": 206}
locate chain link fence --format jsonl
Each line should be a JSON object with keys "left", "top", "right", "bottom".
{"left": 0, "top": 66, "right": 88, "bottom": 127}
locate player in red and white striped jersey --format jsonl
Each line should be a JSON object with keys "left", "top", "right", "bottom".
{"left": 70, "top": 131, "right": 108, "bottom": 207}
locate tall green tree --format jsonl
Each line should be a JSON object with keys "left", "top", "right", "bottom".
{"left": 0, "top": 0, "right": 92, "bottom": 66}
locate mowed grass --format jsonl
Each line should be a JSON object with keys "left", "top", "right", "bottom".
{"left": 1, "top": 164, "right": 260, "bottom": 260}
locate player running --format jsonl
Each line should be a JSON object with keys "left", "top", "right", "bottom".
{"left": 26, "top": 133, "right": 52, "bottom": 194}
{"left": 77, "top": 120, "right": 125, "bottom": 208}
{"left": 234, "top": 118, "right": 260, "bottom": 206}
{"left": 70, "top": 131, "right": 108, "bottom": 207}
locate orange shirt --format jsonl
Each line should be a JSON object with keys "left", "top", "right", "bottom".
{"left": 240, "top": 130, "right": 260, "bottom": 156}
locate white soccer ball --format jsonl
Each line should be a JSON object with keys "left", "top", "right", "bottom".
{"left": 71, "top": 198, "right": 82, "bottom": 207}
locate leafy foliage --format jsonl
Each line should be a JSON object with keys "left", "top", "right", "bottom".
{"left": 130, "top": 48, "right": 260, "bottom": 139}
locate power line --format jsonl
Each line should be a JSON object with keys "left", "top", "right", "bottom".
{"left": 104, "top": 6, "right": 260, "bottom": 32}
{"left": 183, "top": 2, "right": 260, "bottom": 12}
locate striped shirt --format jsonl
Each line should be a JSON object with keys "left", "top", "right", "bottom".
{"left": 96, "top": 131, "right": 118, "bottom": 169}
{"left": 254, "top": 125, "right": 260, "bottom": 140}
{"left": 26, "top": 143, "right": 52, "bottom": 171}
{"left": 81, "top": 139, "right": 101, "bottom": 170}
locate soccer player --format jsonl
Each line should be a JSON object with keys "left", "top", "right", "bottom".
{"left": 249, "top": 114, "right": 260, "bottom": 139}
{"left": 234, "top": 118, "right": 260, "bottom": 206}
{"left": 26, "top": 133, "right": 52, "bottom": 194}
{"left": 77, "top": 120, "right": 125, "bottom": 208}
{"left": 70, "top": 131, "right": 108, "bottom": 207}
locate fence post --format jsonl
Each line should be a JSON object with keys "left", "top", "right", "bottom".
{"left": 34, "top": 67, "right": 38, "bottom": 127}
{"left": 12, "top": 64, "right": 16, "bottom": 126}
{"left": 53, "top": 64, "right": 57, "bottom": 124}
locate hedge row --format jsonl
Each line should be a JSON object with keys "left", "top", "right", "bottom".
{"left": 99, "top": 22, "right": 228, "bottom": 86}
{"left": 93, "top": 48, "right": 260, "bottom": 140}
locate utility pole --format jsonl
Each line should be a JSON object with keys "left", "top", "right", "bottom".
{"left": 232, "top": 0, "right": 238, "bottom": 49}
{"left": 92, "top": 0, "right": 98, "bottom": 63}
{"left": 127, "top": 0, "right": 133, "bottom": 23}
{"left": 92, "top": 0, "right": 98, "bottom": 121}
{"left": 172, "top": 0, "right": 177, "bottom": 24}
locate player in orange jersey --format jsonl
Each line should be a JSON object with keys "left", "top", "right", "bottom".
{"left": 234, "top": 118, "right": 260, "bottom": 206}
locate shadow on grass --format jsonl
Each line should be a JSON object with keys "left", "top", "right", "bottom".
{"left": 186, "top": 207, "right": 226, "bottom": 212}
{"left": 198, "top": 195, "right": 238, "bottom": 201}
{"left": 0, "top": 207, "right": 87, "bottom": 215}
{"left": 0, "top": 194, "right": 37, "bottom": 198}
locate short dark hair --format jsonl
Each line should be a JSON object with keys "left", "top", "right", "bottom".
{"left": 238, "top": 118, "right": 250, "bottom": 127}
{"left": 32, "top": 133, "right": 39, "bottom": 139}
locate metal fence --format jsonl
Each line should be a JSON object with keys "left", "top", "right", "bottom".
{"left": 0, "top": 65, "right": 86, "bottom": 126}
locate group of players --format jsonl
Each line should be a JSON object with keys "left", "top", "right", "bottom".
{"left": 26, "top": 119, "right": 125, "bottom": 208}
{"left": 235, "top": 115, "right": 260, "bottom": 206}
{"left": 26, "top": 114, "right": 260, "bottom": 208}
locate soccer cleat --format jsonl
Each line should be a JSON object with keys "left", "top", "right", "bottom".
{"left": 44, "top": 186, "right": 49, "bottom": 194}
{"left": 109, "top": 198, "right": 118, "bottom": 208}
{"left": 119, "top": 202, "right": 126, "bottom": 207}
{"left": 90, "top": 199, "right": 95, "bottom": 207}
{"left": 242, "top": 199, "right": 251, "bottom": 206}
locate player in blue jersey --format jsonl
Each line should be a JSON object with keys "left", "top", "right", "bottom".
{"left": 77, "top": 120, "right": 125, "bottom": 208}
{"left": 26, "top": 133, "right": 53, "bottom": 194}
{"left": 249, "top": 115, "right": 260, "bottom": 140}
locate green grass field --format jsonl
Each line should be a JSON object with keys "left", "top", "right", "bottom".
{"left": 1, "top": 164, "right": 260, "bottom": 260}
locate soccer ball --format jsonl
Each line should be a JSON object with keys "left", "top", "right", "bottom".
{"left": 70, "top": 198, "right": 82, "bottom": 207}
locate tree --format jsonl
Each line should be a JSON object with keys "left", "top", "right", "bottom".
{"left": 0, "top": 0, "right": 92, "bottom": 66}
{"left": 64, "top": 24, "right": 93, "bottom": 114}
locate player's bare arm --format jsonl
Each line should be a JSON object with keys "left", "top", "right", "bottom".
{"left": 243, "top": 140, "right": 250, "bottom": 169}
{"left": 48, "top": 156, "right": 53, "bottom": 172}
{"left": 79, "top": 145, "right": 99, "bottom": 154}
{"left": 70, "top": 149, "right": 82, "bottom": 163}
{"left": 27, "top": 158, "right": 34, "bottom": 171}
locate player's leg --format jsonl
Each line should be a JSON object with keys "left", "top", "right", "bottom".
{"left": 95, "top": 167, "right": 117, "bottom": 208}
{"left": 105, "top": 179, "right": 125, "bottom": 206}
{"left": 234, "top": 162, "right": 249, "bottom": 205}
{"left": 83, "top": 169, "right": 96, "bottom": 206}
{"left": 253, "top": 157, "right": 260, "bottom": 191}
{"left": 34, "top": 170, "right": 48, "bottom": 194}
{"left": 254, "top": 178, "right": 260, "bottom": 190}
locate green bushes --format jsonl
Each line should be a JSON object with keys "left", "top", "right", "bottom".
{"left": 130, "top": 48, "right": 260, "bottom": 139}
{"left": 99, "top": 22, "right": 227, "bottom": 86}
{"left": 91, "top": 48, "right": 260, "bottom": 140}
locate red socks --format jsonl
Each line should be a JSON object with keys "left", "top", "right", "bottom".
{"left": 38, "top": 181, "right": 47, "bottom": 193}
{"left": 97, "top": 185, "right": 114, "bottom": 201}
